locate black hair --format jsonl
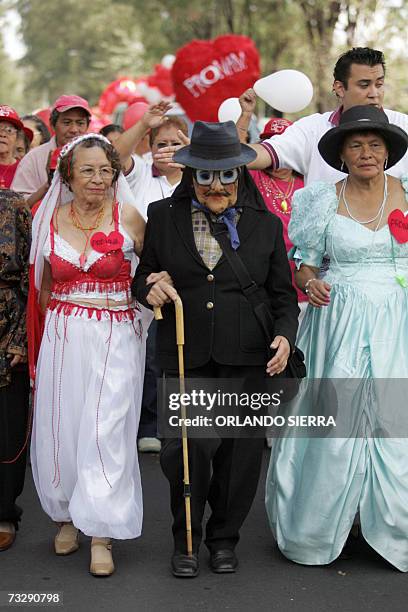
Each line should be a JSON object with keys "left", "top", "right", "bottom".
{"left": 21, "top": 114, "right": 51, "bottom": 144}
{"left": 49, "top": 109, "right": 59, "bottom": 128}
{"left": 99, "top": 124, "right": 124, "bottom": 138}
{"left": 50, "top": 108, "right": 91, "bottom": 129}
{"left": 16, "top": 129, "right": 31, "bottom": 155}
{"left": 333, "top": 47, "right": 385, "bottom": 87}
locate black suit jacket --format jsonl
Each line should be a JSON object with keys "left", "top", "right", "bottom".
{"left": 133, "top": 193, "right": 299, "bottom": 371}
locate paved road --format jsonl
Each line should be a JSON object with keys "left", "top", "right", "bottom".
{"left": 2, "top": 450, "right": 407, "bottom": 612}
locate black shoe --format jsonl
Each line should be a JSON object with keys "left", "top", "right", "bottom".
{"left": 209, "top": 549, "right": 238, "bottom": 573}
{"left": 339, "top": 525, "right": 360, "bottom": 560}
{"left": 171, "top": 552, "right": 199, "bottom": 578}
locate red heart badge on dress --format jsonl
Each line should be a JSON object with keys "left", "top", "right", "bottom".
{"left": 172, "top": 35, "right": 260, "bottom": 122}
{"left": 388, "top": 209, "right": 408, "bottom": 243}
{"left": 90, "top": 230, "right": 124, "bottom": 253}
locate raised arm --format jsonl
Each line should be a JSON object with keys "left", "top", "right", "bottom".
{"left": 154, "top": 89, "right": 272, "bottom": 170}
{"left": 236, "top": 89, "right": 256, "bottom": 143}
{"left": 115, "top": 101, "right": 172, "bottom": 172}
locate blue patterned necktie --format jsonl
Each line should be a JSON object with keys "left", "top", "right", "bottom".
{"left": 192, "top": 200, "right": 240, "bottom": 250}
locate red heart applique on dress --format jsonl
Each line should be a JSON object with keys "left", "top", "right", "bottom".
{"left": 172, "top": 34, "right": 260, "bottom": 122}
{"left": 388, "top": 209, "right": 408, "bottom": 243}
{"left": 90, "top": 231, "right": 124, "bottom": 253}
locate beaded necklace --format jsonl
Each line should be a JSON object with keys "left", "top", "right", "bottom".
{"left": 330, "top": 178, "right": 387, "bottom": 278}
{"left": 70, "top": 202, "right": 106, "bottom": 267}
{"left": 259, "top": 173, "right": 295, "bottom": 215}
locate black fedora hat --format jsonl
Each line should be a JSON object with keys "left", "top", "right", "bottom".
{"left": 318, "top": 105, "right": 408, "bottom": 171}
{"left": 174, "top": 120, "right": 257, "bottom": 170}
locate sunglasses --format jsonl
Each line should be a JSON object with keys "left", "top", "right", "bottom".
{"left": 193, "top": 168, "right": 240, "bottom": 186}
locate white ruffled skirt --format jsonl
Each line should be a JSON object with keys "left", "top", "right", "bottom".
{"left": 31, "top": 302, "right": 149, "bottom": 539}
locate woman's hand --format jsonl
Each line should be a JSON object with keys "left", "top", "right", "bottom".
{"left": 153, "top": 130, "right": 190, "bottom": 169}
{"left": 140, "top": 101, "right": 173, "bottom": 130}
{"left": 7, "top": 353, "right": 26, "bottom": 367}
{"left": 146, "top": 271, "right": 174, "bottom": 286}
{"left": 146, "top": 280, "right": 178, "bottom": 307}
{"left": 305, "top": 278, "right": 331, "bottom": 308}
{"left": 266, "top": 336, "right": 290, "bottom": 376}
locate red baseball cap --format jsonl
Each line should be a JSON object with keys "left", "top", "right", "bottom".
{"left": 260, "top": 117, "right": 293, "bottom": 139}
{"left": 0, "top": 105, "right": 34, "bottom": 142}
{"left": 52, "top": 95, "right": 91, "bottom": 117}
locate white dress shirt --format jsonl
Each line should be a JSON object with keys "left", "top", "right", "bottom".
{"left": 125, "top": 154, "right": 180, "bottom": 220}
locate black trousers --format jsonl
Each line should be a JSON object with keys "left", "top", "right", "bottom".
{"left": 160, "top": 360, "right": 265, "bottom": 553}
{"left": 139, "top": 320, "right": 160, "bottom": 438}
{"left": 0, "top": 370, "right": 30, "bottom": 528}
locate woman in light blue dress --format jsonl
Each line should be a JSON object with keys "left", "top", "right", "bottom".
{"left": 265, "top": 105, "right": 408, "bottom": 571}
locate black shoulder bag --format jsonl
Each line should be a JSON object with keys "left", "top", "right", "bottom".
{"left": 209, "top": 222, "right": 306, "bottom": 401}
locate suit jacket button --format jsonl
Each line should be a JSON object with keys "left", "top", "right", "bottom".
{"left": 206, "top": 301, "right": 214, "bottom": 309}
{"left": 207, "top": 274, "right": 214, "bottom": 282}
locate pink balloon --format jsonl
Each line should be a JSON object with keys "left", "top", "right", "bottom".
{"left": 122, "top": 102, "right": 149, "bottom": 130}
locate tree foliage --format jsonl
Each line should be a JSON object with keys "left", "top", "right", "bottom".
{"left": 3, "top": 0, "right": 407, "bottom": 114}
{"left": 0, "top": 3, "right": 23, "bottom": 107}
{"left": 116, "top": 0, "right": 406, "bottom": 112}
{"left": 15, "top": 0, "right": 142, "bottom": 105}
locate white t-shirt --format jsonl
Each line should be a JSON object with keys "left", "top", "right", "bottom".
{"left": 261, "top": 108, "right": 408, "bottom": 185}
{"left": 125, "top": 154, "right": 180, "bottom": 220}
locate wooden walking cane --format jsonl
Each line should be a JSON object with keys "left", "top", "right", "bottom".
{"left": 154, "top": 303, "right": 193, "bottom": 557}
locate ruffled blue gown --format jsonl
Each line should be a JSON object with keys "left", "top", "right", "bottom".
{"left": 265, "top": 177, "right": 408, "bottom": 572}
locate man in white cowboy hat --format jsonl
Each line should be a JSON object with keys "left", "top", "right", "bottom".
{"left": 134, "top": 120, "right": 299, "bottom": 577}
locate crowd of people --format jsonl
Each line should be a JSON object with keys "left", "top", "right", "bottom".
{"left": 1, "top": 46, "right": 408, "bottom": 580}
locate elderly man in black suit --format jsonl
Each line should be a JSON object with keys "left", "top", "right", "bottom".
{"left": 134, "top": 121, "right": 299, "bottom": 577}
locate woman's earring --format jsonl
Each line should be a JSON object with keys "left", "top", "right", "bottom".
{"left": 384, "top": 158, "right": 388, "bottom": 170}
{"left": 340, "top": 160, "right": 345, "bottom": 172}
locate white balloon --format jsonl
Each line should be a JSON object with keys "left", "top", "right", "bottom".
{"left": 218, "top": 98, "right": 242, "bottom": 123}
{"left": 161, "top": 54, "right": 176, "bottom": 69}
{"left": 254, "top": 70, "right": 313, "bottom": 113}
{"left": 143, "top": 86, "right": 162, "bottom": 104}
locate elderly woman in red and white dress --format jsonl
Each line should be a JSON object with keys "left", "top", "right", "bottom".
{"left": 30, "top": 134, "right": 158, "bottom": 577}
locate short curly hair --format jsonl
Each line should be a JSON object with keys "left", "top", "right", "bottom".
{"left": 58, "top": 136, "right": 122, "bottom": 189}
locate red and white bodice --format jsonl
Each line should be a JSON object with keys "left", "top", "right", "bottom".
{"left": 44, "top": 202, "right": 135, "bottom": 305}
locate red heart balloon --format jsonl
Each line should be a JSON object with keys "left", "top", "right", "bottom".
{"left": 388, "top": 209, "right": 408, "bottom": 243}
{"left": 172, "top": 35, "right": 260, "bottom": 122}
{"left": 91, "top": 231, "right": 124, "bottom": 253}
